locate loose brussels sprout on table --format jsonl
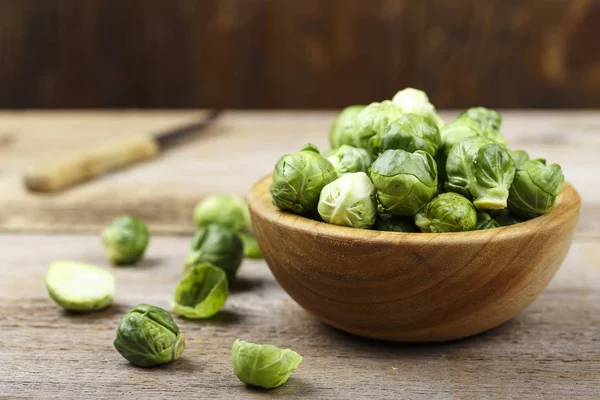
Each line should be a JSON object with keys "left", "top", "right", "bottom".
{"left": 45, "top": 261, "right": 115, "bottom": 312}
{"left": 114, "top": 304, "right": 185, "bottom": 367}
{"left": 270, "top": 143, "right": 337, "bottom": 214}
{"left": 239, "top": 232, "right": 263, "bottom": 259}
{"left": 370, "top": 149, "right": 438, "bottom": 216}
{"left": 317, "top": 172, "right": 377, "bottom": 229}
{"left": 370, "top": 113, "right": 441, "bottom": 157}
{"left": 171, "top": 263, "right": 228, "bottom": 319}
{"left": 325, "top": 144, "right": 372, "bottom": 176}
{"left": 415, "top": 192, "right": 478, "bottom": 233}
{"left": 508, "top": 159, "right": 564, "bottom": 219}
{"left": 185, "top": 224, "right": 244, "bottom": 281}
{"left": 193, "top": 194, "right": 251, "bottom": 232}
{"left": 270, "top": 88, "right": 565, "bottom": 232}
{"left": 101, "top": 215, "right": 150, "bottom": 265}
{"left": 445, "top": 136, "right": 516, "bottom": 210}
{"left": 232, "top": 339, "right": 303, "bottom": 389}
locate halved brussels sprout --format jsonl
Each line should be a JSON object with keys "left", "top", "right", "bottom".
{"left": 476, "top": 211, "right": 500, "bottom": 230}
{"left": 458, "top": 107, "right": 505, "bottom": 144}
{"left": 445, "top": 136, "right": 516, "bottom": 210}
{"left": 114, "top": 304, "right": 185, "bottom": 367}
{"left": 193, "top": 195, "right": 251, "bottom": 232}
{"left": 373, "top": 213, "right": 418, "bottom": 232}
{"left": 489, "top": 209, "right": 523, "bottom": 226}
{"left": 271, "top": 144, "right": 338, "bottom": 214}
{"left": 329, "top": 105, "right": 365, "bottom": 149}
{"left": 508, "top": 149, "right": 530, "bottom": 168}
{"left": 369, "top": 149, "right": 438, "bottom": 216}
{"left": 391, "top": 88, "right": 444, "bottom": 128}
{"left": 354, "top": 100, "right": 404, "bottom": 154}
{"left": 507, "top": 159, "right": 564, "bottom": 219}
{"left": 101, "top": 215, "right": 150, "bottom": 265}
{"left": 371, "top": 113, "right": 441, "bottom": 157}
{"left": 325, "top": 145, "right": 372, "bottom": 176}
{"left": 317, "top": 172, "right": 377, "bottom": 229}
{"left": 171, "top": 263, "right": 228, "bottom": 319}
{"left": 45, "top": 261, "right": 115, "bottom": 312}
{"left": 239, "top": 232, "right": 263, "bottom": 259}
{"left": 415, "top": 192, "right": 477, "bottom": 233}
{"left": 232, "top": 339, "right": 303, "bottom": 389}
{"left": 185, "top": 225, "right": 244, "bottom": 281}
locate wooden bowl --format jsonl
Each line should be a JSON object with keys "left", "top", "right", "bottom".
{"left": 247, "top": 175, "right": 581, "bottom": 342}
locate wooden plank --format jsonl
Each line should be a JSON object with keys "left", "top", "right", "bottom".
{"left": 1, "top": 1, "right": 600, "bottom": 109}
{"left": 0, "top": 110, "right": 599, "bottom": 236}
{"left": 0, "top": 233, "right": 598, "bottom": 399}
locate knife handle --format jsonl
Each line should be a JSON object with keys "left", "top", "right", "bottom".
{"left": 24, "top": 136, "right": 160, "bottom": 192}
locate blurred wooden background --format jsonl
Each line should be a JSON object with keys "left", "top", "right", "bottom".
{"left": 0, "top": 0, "right": 599, "bottom": 109}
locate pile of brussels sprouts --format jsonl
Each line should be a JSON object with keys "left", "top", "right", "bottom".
{"left": 271, "top": 88, "right": 565, "bottom": 233}
{"left": 44, "top": 196, "right": 302, "bottom": 389}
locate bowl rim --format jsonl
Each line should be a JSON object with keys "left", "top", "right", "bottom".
{"left": 248, "top": 174, "right": 581, "bottom": 245}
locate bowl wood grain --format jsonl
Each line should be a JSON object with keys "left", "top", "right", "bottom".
{"left": 248, "top": 175, "right": 581, "bottom": 342}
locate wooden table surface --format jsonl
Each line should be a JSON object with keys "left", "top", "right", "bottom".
{"left": 0, "top": 111, "right": 599, "bottom": 399}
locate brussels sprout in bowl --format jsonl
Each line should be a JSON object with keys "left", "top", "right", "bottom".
{"left": 247, "top": 174, "right": 580, "bottom": 342}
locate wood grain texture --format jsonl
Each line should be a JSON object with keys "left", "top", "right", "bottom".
{"left": 24, "top": 136, "right": 159, "bottom": 192}
{"left": 0, "top": 233, "right": 599, "bottom": 399}
{"left": 1, "top": 110, "right": 600, "bottom": 237}
{"left": 0, "top": 1, "right": 600, "bottom": 108}
{"left": 248, "top": 176, "right": 581, "bottom": 342}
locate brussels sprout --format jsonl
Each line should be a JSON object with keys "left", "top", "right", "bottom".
{"left": 354, "top": 100, "right": 404, "bottom": 154}
{"left": 171, "top": 263, "right": 228, "bottom": 319}
{"left": 300, "top": 143, "right": 321, "bottom": 153}
{"left": 271, "top": 144, "right": 338, "bottom": 214}
{"left": 101, "top": 215, "right": 150, "bottom": 265}
{"left": 440, "top": 118, "right": 481, "bottom": 156}
{"left": 317, "top": 172, "right": 377, "bottom": 229}
{"left": 239, "top": 232, "right": 263, "bottom": 259}
{"left": 45, "top": 261, "right": 115, "bottom": 312}
{"left": 193, "top": 195, "right": 251, "bottom": 232}
{"left": 185, "top": 225, "right": 244, "bottom": 281}
{"left": 329, "top": 105, "right": 365, "bottom": 149}
{"left": 415, "top": 192, "right": 477, "bottom": 233}
{"left": 436, "top": 119, "right": 479, "bottom": 190}
{"left": 371, "top": 113, "right": 441, "bottom": 157}
{"left": 507, "top": 159, "right": 564, "bottom": 219}
{"left": 445, "top": 136, "right": 516, "bottom": 210}
{"left": 391, "top": 88, "right": 444, "bottom": 128}
{"left": 373, "top": 214, "right": 418, "bottom": 232}
{"left": 325, "top": 145, "right": 372, "bottom": 176}
{"left": 476, "top": 212, "right": 500, "bottom": 230}
{"left": 232, "top": 339, "right": 303, "bottom": 389}
{"left": 114, "top": 304, "right": 185, "bottom": 367}
{"left": 458, "top": 107, "right": 506, "bottom": 144}
{"left": 370, "top": 149, "right": 438, "bottom": 216}
{"left": 508, "top": 149, "right": 530, "bottom": 168}
{"left": 489, "top": 209, "right": 523, "bottom": 226}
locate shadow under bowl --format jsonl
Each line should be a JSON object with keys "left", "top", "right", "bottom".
{"left": 247, "top": 175, "right": 581, "bottom": 342}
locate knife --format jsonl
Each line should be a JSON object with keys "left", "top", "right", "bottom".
{"left": 24, "top": 109, "right": 221, "bottom": 193}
